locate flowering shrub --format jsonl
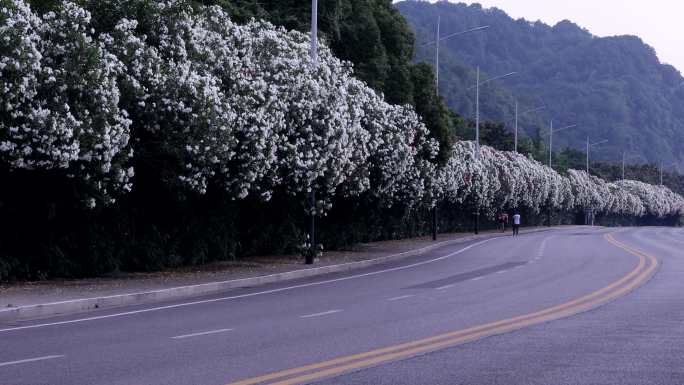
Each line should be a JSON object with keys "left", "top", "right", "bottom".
{"left": 439, "top": 142, "right": 572, "bottom": 216}
{"left": 614, "top": 179, "right": 684, "bottom": 217}
{"left": 88, "top": 1, "right": 435, "bottom": 212}
{"left": 0, "top": 0, "right": 132, "bottom": 204}
{"left": 1, "top": 0, "right": 682, "bottom": 221}
{"left": 436, "top": 142, "right": 682, "bottom": 219}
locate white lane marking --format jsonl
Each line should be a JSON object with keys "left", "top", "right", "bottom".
{"left": 0, "top": 238, "right": 502, "bottom": 333}
{"left": 496, "top": 270, "right": 509, "bottom": 274}
{"left": 0, "top": 355, "right": 64, "bottom": 368}
{"left": 435, "top": 284, "right": 454, "bottom": 291}
{"left": 513, "top": 265, "right": 523, "bottom": 269}
{"left": 470, "top": 277, "right": 484, "bottom": 281}
{"left": 537, "top": 236, "right": 551, "bottom": 257}
{"left": 387, "top": 295, "right": 415, "bottom": 301}
{"left": 300, "top": 310, "right": 342, "bottom": 319}
{"left": 171, "top": 328, "right": 234, "bottom": 340}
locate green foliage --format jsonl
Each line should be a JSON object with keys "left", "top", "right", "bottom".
{"left": 409, "top": 62, "right": 457, "bottom": 164}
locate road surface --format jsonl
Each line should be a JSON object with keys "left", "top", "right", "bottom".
{"left": 1, "top": 226, "right": 682, "bottom": 385}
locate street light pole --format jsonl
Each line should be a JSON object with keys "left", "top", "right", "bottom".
{"left": 660, "top": 160, "right": 663, "bottom": 185}
{"left": 427, "top": 21, "right": 488, "bottom": 241}
{"left": 506, "top": 104, "right": 544, "bottom": 153}
{"left": 476, "top": 66, "right": 480, "bottom": 159}
{"left": 659, "top": 161, "right": 677, "bottom": 186}
{"left": 306, "top": 0, "right": 318, "bottom": 265}
{"left": 311, "top": 0, "right": 318, "bottom": 64}
{"left": 586, "top": 138, "right": 608, "bottom": 174}
{"left": 428, "top": 23, "right": 488, "bottom": 95}
{"left": 622, "top": 152, "right": 646, "bottom": 181}
{"left": 546, "top": 122, "right": 577, "bottom": 169}
{"left": 467, "top": 67, "right": 515, "bottom": 233}
{"left": 549, "top": 120, "right": 553, "bottom": 167}
{"left": 435, "top": 16, "right": 440, "bottom": 93}
{"left": 514, "top": 101, "right": 518, "bottom": 153}
{"left": 586, "top": 136, "right": 589, "bottom": 173}
{"left": 470, "top": 68, "right": 517, "bottom": 158}
{"left": 431, "top": 16, "right": 440, "bottom": 241}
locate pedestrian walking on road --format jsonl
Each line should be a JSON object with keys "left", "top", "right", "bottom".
{"left": 512, "top": 211, "right": 521, "bottom": 236}
{"left": 498, "top": 213, "right": 506, "bottom": 232}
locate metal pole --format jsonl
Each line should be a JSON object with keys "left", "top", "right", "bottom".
{"left": 307, "top": 189, "right": 316, "bottom": 265}
{"left": 435, "top": 16, "right": 440, "bottom": 93}
{"left": 660, "top": 161, "right": 663, "bottom": 185}
{"left": 432, "top": 206, "right": 437, "bottom": 240}
{"left": 474, "top": 67, "right": 480, "bottom": 233}
{"left": 514, "top": 101, "right": 518, "bottom": 152}
{"left": 431, "top": 15, "right": 440, "bottom": 241}
{"left": 476, "top": 66, "right": 480, "bottom": 159}
{"left": 306, "top": 0, "right": 318, "bottom": 265}
{"left": 586, "top": 136, "right": 590, "bottom": 173}
{"left": 311, "top": 0, "right": 318, "bottom": 64}
{"left": 622, "top": 152, "right": 625, "bottom": 180}
{"left": 475, "top": 67, "right": 481, "bottom": 233}
{"left": 548, "top": 120, "right": 553, "bottom": 168}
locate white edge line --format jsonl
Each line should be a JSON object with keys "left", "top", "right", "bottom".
{"left": 470, "top": 277, "right": 484, "bottom": 281}
{"left": 299, "top": 310, "right": 342, "bottom": 319}
{"left": 435, "top": 284, "right": 454, "bottom": 291}
{"left": 387, "top": 295, "right": 415, "bottom": 301}
{"left": 171, "top": 328, "right": 234, "bottom": 340}
{"left": 0, "top": 355, "right": 64, "bottom": 368}
{"left": 0, "top": 237, "right": 499, "bottom": 333}
{"left": 1, "top": 237, "right": 474, "bottom": 309}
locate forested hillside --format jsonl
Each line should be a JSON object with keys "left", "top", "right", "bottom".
{"left": 396, "top": 1, "right": 684, "bottom": 167}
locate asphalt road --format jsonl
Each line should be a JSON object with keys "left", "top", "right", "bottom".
{"left": 0, "top": 226, "right": 680, "bottom": 385}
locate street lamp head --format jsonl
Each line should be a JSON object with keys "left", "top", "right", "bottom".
{"left": 504, "top": 104, "right": 546, "bottom": 124}
{"left": 421, "top": 25, "right": 490, "bottom": 47}
{"left": 589, "top": 139, "right": 609, "bottom": 147}
{"left": 468, "top": 71, "right": 518, "bottom": 90}
{"left": 541, "top": 123, "right": 577, "bottom": 136}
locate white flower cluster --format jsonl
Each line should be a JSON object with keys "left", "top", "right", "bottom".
{"left": 0, "top": 0, "right": 434, "bottom": 209}
{"left": 2, "top": 0, "right": 682, "bottom": 220}
{"left": 438, "top": 141, "right": 573, "bottom": 215}
{"left": 0, "top": 0, "right": 132, "bottom": 202}
{"left": 437, "top": 142, "right": 682, "bottom": 219}
{"left": 613, "top": 179, "right": 684, "bottom": 218}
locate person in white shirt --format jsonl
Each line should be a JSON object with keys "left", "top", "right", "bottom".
{"left": 512, "top": 212, "right": 521, "bottom": 236}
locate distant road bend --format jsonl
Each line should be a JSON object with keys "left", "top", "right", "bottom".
{"left": 1, "top": 227, "right": 683, "bottom": 385}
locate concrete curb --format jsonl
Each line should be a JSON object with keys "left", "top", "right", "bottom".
{"left": 0, "top": 228, "right": 555, "bottom": 323}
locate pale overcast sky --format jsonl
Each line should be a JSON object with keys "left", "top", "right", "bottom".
{"left": 411, "top": 0, "right": 684, "bottom": 73}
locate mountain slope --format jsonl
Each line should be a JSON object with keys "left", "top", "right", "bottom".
{"left": 396, "top": 1, "right": 684, "bottom": 166}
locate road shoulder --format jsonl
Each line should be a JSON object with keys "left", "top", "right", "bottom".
{"left": 0, "top": 227, "right": 559, "bottom": 323}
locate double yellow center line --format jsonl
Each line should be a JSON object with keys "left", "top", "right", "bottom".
{"left": 228, "top": 232, "right": 658, "bottom": 385}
